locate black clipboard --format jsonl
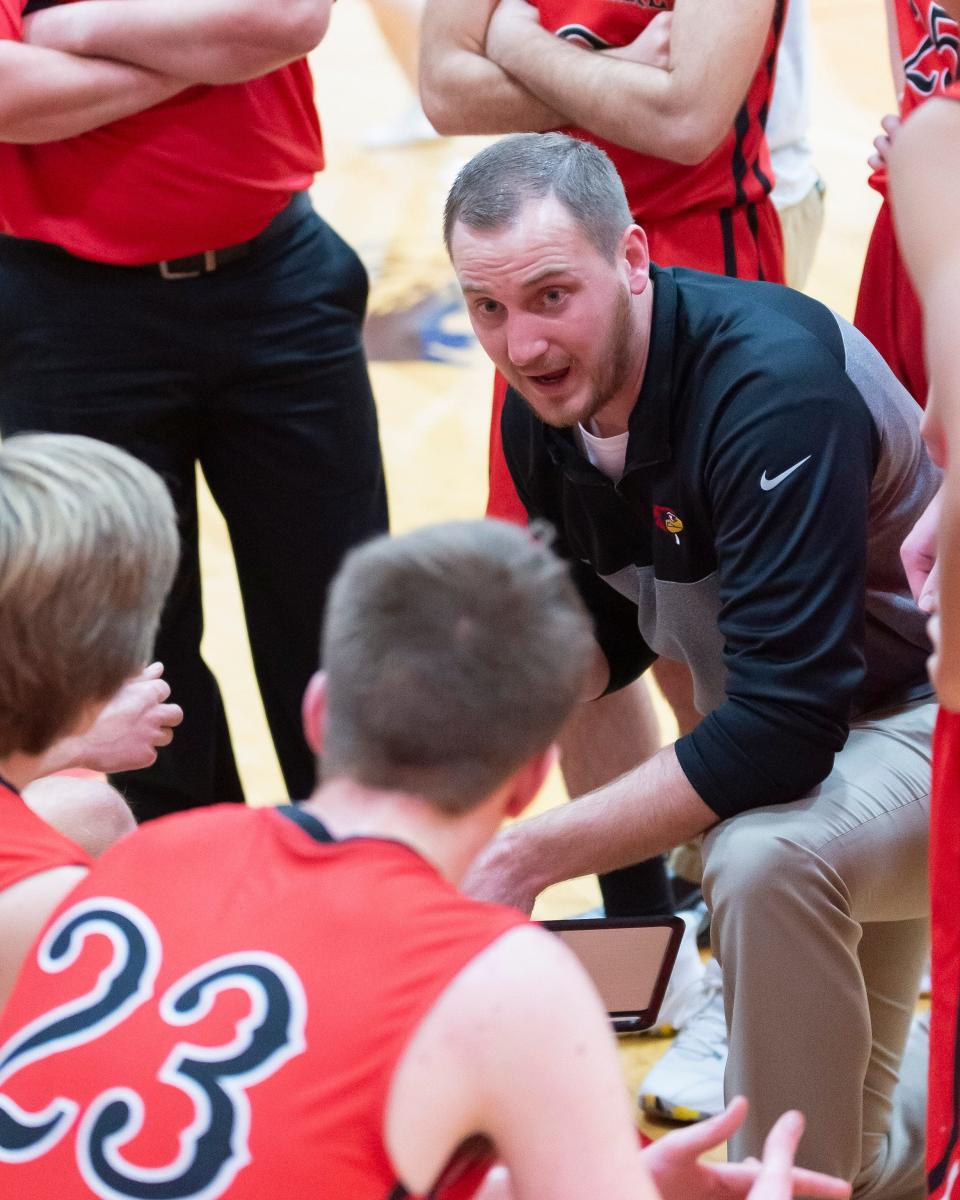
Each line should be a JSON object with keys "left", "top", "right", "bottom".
{"left": 541, "top": 916, "right": 684, "bottom": 1034}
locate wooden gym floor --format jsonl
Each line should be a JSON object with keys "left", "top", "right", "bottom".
{"left": 192, "top": 0, "right": 897, "bottom": 1134}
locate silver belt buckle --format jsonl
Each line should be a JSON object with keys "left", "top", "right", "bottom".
{"left": 157, "top": 250, "right": 217, "bottom": 281}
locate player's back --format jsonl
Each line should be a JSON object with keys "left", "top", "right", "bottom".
{"left": 0, "top": 803, "right": 524, "bottom": 1199}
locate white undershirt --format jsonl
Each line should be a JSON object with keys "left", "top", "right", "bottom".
{"left": 577, "top": 423, "right": 629, "bottom": 483}
{"left": 767, "top": 0, "right": 819, "bottom": 210}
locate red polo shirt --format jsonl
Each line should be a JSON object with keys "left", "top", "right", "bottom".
{"left": 0, "top": 0, "right": 324, "bottom": 263}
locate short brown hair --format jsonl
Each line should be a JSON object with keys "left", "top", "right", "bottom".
{"left": 321, "top": 520, "right": 593, "bottom": 814}
{"left": 0, "top": 434, "right": 179, "bottom": 756}
{"left": 443, "top": 132, "right": 633, "bottom": 260}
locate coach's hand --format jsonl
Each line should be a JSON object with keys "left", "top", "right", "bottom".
{"left": 643, "top": 1097, "right": 851, "bottom": 1200}
{"left": 461, "top": 827, "right": 539, "bottom": 915}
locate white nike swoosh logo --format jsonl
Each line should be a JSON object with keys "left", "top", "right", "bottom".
{"left": 760, "top": 455, "right": 812, "bottom": 492}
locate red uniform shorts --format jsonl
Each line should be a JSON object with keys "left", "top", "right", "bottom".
{"left": 854, "top": 200, "right": 928, "bottom": 408}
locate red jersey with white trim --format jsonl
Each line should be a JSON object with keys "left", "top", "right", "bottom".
{"left": 0, "top": 779, "right": 91, "bottom": 892}
{"left": 535, "top": 0, "right": 785, "bottom": 221}
{"left": 0, "top": 0, "right": 323, "bottom": 264}
{"left": 870, "top": 0, "right": 958, "bottom": 196}
{"left": 0, "top": 803, "right": 526, "bottom": 1200}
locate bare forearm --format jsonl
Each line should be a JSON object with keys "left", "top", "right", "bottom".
{"left": 29, "top": 734, "right": 84, "bottom": 783}
{"left": 419, "top": 0, "right": 565, "bottom": 135}
{"left": 890, "top": 102, "right": 960, "bottom": 704}
{"left": 487, "top": 0, "right": 773, "bottom": 164}
{"left": 420, "top": 47, "right": 565, "bottom": 134}
{"left": 503, "top": 745, "right": 714, "bottom": 895}
{"left": 0, "top": 41, "right": 184, "bottom": 143}
{"left": 491, "top": 27, "right": 687, "bottom": 156}
{"left": 24, "top": 0, "right": 330, "bottom": 86}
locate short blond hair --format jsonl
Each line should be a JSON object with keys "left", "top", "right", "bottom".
{"left": 0, "top": 434, "right": 179, "bottom": 757}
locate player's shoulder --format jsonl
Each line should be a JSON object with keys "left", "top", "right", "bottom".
{"left": 97, "top": 801, "right": 270, "bottom": 868}
{"left": 436, "top": 922, "right": 604, "bottom": 1035}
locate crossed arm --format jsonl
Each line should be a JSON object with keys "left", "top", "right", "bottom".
{"left": 0, "top": 0, "right": 332, "bottom": 143}
{"left": 420, "top": 0, "right": 775, "bottom": 163}
{"left": 22, "top": 0, "right": 333, "bottom": 86}
{"left": 0, "top": 39, "right": 184, "bottom": 141}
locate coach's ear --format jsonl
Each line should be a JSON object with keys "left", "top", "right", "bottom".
{"left": 302, "top": 671, "right": 328, "bottom": 757}
{"left": 504, "top": 743, "right": 559, "bottom": 819}
{"left": 622, "top": 223, "right": 650, "bottom": 296}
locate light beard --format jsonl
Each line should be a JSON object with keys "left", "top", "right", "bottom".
{"left": 516, "top": 286, "right": 639, "bottom": 430}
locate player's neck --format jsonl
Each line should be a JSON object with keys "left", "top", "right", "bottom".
{"left": 302, "top": 778, "right": 504, "bottom": 886}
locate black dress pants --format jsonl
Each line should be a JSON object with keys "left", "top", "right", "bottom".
{"left": 0, "top": 196, "right": 388, "bottom": 820}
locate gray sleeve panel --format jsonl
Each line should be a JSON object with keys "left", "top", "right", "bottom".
{"left": 676, "top": 352, "right": 876, "bottom": 819}
{"left": 833, "top": 314, "right": 940, "bottom": 712}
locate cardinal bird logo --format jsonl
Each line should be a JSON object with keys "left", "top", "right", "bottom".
{"left": 653, "top": 505, "right": 684, "bottom": 544}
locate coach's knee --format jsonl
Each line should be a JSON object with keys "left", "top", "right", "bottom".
{"left": 23, "top": 775, "right": 136, "bottom": 857}
{"left": 702, "top": 820, "right": 823, "bottom": 923}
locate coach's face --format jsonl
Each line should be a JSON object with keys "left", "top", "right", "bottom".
{"left": 451, "top": 195, "right": 653, "bottom": 435}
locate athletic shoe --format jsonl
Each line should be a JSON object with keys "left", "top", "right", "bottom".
{"left": 920, "top": 959, "right": 931, "bottom": 998}
{"left": 641, "top": 907, "right": 707, "bottom": 1036}
{"left": 639, "top": 957, "right": 727, "bottom": 1122}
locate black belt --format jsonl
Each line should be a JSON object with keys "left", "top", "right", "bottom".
{"left": 143, "top": 191, "right": 310, "bottom": 280}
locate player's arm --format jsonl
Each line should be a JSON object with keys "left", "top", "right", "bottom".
{"left": 419, "top": 0, "right": 565, "bottom": 135}
{"left": 387, "top": 926, "right": 852, "bottom": 1200}
{"left": 32, "top": 663, "right": 183, "bottom": 778}
{"left": 22, "top": 0, "right": 331, "bottom": 87}
{"left": 0, "top": 866, "right": 87, "bottom": 1009}
{"left": 386, "top": 925, "right": 660, "bottom": 1200}
{"left": 482, "top": 0, "right": 775, "bottom": 163}
{"left": 0, "top": 40, "right": 185, "bottom": 142}
{"left": 890, "top": 97, "right": 960, "bottom": 708}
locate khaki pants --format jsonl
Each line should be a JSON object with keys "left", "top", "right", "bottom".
{"left": 702, "top": 699, "right": 933, "bottom": 1200}
{"left": 778, "top": 177, "right": 827, "bottom": 292}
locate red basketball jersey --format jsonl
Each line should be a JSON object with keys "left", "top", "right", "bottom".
{"left": 870, "top": 0, "right": 958, "bottom": 197}
{"left": 0, "top": 779, "right": 91, "bottom": 892}
{"left": 929, "top": 708, "right": 960, "bottom": 1200}
{"left": 534, "top": 0, "right": 784, "bottom": 222}
{"left": 0, "top": 804, "right": 526, "bottom": 1199}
